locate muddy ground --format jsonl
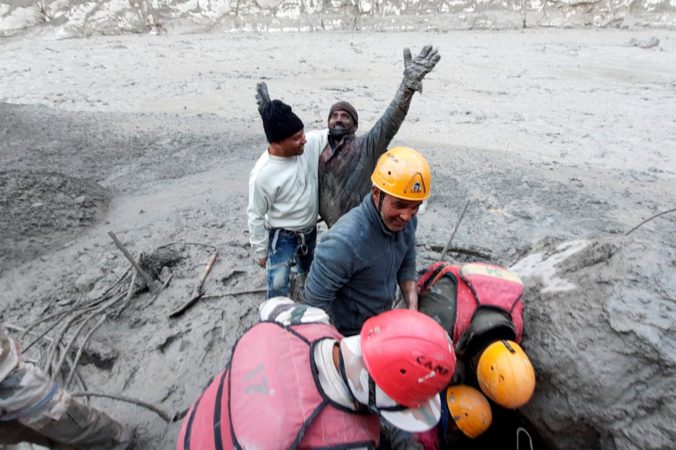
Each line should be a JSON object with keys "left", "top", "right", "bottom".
{"left": 0, "top": 30, "right": 675, "bottom": 448}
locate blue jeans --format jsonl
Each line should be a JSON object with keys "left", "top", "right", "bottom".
{"left": 266, "top": 227, "right": 317, "bottom": 298}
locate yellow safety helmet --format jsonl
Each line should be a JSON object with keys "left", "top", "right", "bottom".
{"left": 476, "top": 340, "right": 536, "bottom": 409}
{"left": 445, "top": 385, "right": 492, "bottom": 438}
{"left": 370, "top": 147, "right": 431, "bottom": 201}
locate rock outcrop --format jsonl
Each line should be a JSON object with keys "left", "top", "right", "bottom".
{"left": 512, "top": 222, "right": 676, "bottom": 449}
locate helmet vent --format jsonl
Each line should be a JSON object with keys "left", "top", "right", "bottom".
{"left": 400, "top": 368, "right": 407, "bottom": 375}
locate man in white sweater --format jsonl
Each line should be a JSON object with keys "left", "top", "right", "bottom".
{"left": 247, "top": 99, "right": 328, "bottom": 298}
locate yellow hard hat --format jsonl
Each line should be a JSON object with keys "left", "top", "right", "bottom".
{"left": 370, "top": 147, "right": 431, "bottom": 201}
{"left": 476, "top": 340, "right": 536, "bottom": 409}
{"left": 445, "top": 385, "right": 492, "bottom": 438}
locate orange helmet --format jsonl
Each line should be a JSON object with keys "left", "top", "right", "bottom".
{"left": 476, "top": 340, "right": 536, "bottom": 409}
{"left": 371, "top": 147, "right": 431, "bottom": 201}
{"left": 445, "top": 385, "right": 492, "bottom": 438}
{"left": 360, "top": 309, "right": 455, "bottom": 407}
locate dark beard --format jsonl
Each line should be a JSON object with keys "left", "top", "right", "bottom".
{"left": 328, "top": 127, "right": 353, "bottom": 139}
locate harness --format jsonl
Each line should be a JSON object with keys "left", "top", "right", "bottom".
{"left": 270, "top": 226, "right": 314, "bottom": 257}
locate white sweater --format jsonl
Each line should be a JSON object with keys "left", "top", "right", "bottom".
{"left": 247, "top": 129, "right": 328, "bottom": 258}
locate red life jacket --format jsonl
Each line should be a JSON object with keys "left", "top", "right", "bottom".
{"left": 176, "top": 321, "right": 381, "bottom": 450}
{"left": 417, "top": 262, "right": 524, "bottom": 345}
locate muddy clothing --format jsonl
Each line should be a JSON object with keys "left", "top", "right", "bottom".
{"left": 0, "top": 326, "right": 132, "bottom": 450}
{"left": 318, "top": 83, "right": 419, "bottom": 227}
{"left": 304, "top": 194, "right": 417, "bottom": 336}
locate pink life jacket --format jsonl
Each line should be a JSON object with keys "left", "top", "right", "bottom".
{"left": 176, "top": 321, "right": 381, "bottom": 450}
{"left": 417, "top": 262, "right": 524, "bottom": 345}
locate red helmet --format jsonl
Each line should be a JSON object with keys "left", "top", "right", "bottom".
{"left": 360, "top": 309, "right": 456, "bottom": 408}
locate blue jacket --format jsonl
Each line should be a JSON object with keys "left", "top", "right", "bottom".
{"left": 304, "top": 194, "right": 418, "bottom": 336}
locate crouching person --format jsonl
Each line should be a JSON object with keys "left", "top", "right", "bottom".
{"left": 0, "top": 325, "right": 132, "bottom": 449}
{"left": 413, "top": 262, "right": 537, "bottom": 448}
{"left": 176, "top": 297, "right": 456, "bottom": 449}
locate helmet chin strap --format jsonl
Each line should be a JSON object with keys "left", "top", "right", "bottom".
{"left": 377, "top": 190, "right": 385, "bottom": 213}
{"left": 337, "top": 347, "right": 370, "bottom": 413}
{"left": 376, "top": 190, "right": 397, "bottom": 233}
{"left": 337, "top": 346, "right": 407, "bottom": 414}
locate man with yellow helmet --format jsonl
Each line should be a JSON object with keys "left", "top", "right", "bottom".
{"left": 303, "top": 147, "right": 431, "bottom": 336}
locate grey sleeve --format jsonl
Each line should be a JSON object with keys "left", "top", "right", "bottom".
{"left": 303, "top": 233, "right": 356, "bottom": 311}
{"left": 359, "top": 82, "right": 416, "bottom": 166}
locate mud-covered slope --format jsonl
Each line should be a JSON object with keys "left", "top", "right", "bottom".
{"left": 513, "top": 229, "right": 676, "bottom": 449}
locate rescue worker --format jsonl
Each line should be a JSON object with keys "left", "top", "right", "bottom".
{"left": 255, "top": 44, "right": 440, "bottom": 227}
{"left": 175, "top": 297, "right": 456, "bottom": 450}
{"left": 247, "top": 98, "right": 328, "bottom": 298}
{"left": 413, "top": 384, "right": 493, "bottom": 450}
{"left": 413, "top": 262, "right": 537, "bottom": 448}
{"left": 304, "top": 147, "right": 431, "bottom": 336}
{"left": 0, "top": 325, "right": 132, "bottom": 449}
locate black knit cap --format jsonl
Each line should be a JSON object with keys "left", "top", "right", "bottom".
{"left": 328, "top": 101, "right": 358, "bottom": 128}
{"left": 261, "top": 99, "right": 304, "bottom": 144}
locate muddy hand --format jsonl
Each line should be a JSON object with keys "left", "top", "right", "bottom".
{"left": 403, "top": 45, "right": 441, "bottom": 93}
{"left": 256, "top": 81, "right": 271, "bottom": 115}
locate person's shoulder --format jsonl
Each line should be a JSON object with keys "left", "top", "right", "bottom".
{"left": 251, "top": 152, "right": 287, "bottom": 178}
{"left": 305, "top": 129, "right": 329, "bottom": 153}
{"left": 250, "top": 156, "right": 287, "bottom": 193}
{"left": 259, "top": 297, "right": 331, "bottom": 325}
{"left": 250, "top": 150, "right": 271, "bottom": 174}
{"left": 325, "top": 205, "right": 368, "bottom": 240}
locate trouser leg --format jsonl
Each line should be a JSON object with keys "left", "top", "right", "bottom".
{"left": 266, "top": 230, "right": 295, "bottom": 298}
{"left": 0, "top": 420, "right": 53, "bottom": 446}
{"left": 290, "top": 227, "right": 316, "bottom": 301}
{"left": 26, "top": 396, "right": 133, "bottom": 450}
{"left": 294, "top": 227, "right": 317, "bottom": 276}
{"left": 0, "top": 362, "right": 132, "bottom": 450}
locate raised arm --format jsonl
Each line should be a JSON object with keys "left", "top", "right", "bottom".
{"left": 360, "top": 45, "right": 441, "bottom": 161}
{"left": 255, "top": 81, "right": 271, "bottom": 116}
